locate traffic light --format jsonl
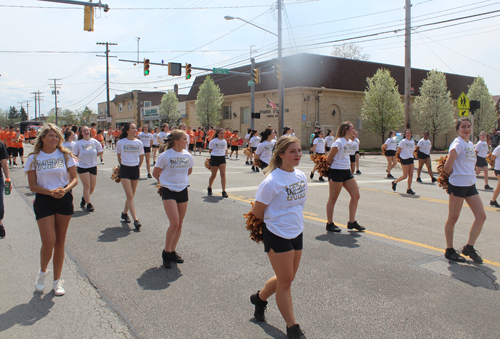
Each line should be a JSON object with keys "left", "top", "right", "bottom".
{"left": 252, "top": 68, "right": 260, "bottom": 84}
{"left": 84, "top": 6, "right": 94, "bottom": 32}
{"left": 144, "top": 58, "right": 150, "bottom": 76}
{"left": 186, "top": 63, "right": 192, "bottom": 80}
{"left": 274, "top": 63, "right": 281, "bottom": 82}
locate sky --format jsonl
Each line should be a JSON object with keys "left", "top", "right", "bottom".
{"left": 1, "top": 0, "right": 500, "bottom": 120}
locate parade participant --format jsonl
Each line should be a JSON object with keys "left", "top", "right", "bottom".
{"left": 282, "top": 126, "right": 292, "bottom": 137}
{"left": 415, "top": 131, "right": 437, "bottom": 183}
{"left": 309, "top": 126, "right": 320, "bottom": 154}
{"left": 382, "top": 131, "right": 397, "bottom": 178}
{"left": 152, "top": 127, "right": 160, "bottom": 165}
{"left": 324, "top": 129, "right": 335, "bottom": 155}
{"left": 194, "top": 127, "right": 204, "bottom": 155}
{"left": 158, "top": 123, "right": 170, "bottom": 144}
{"left": 353, "top": 131, "right": 361, "bottom": 175}
{"left": 187, "top": 127, "right": 195, "bottom": 155}
{"left": 73, "top": 126, "right": 103, "bottom": 212}
{"left": 24, "top": 129, "right": 29, "bottom": 145}
{"left": 62, "top": 131, "right": 76, "bottom": 152}
{"left": 475, "top": 131, "right": 492, "bottom": 190}
{"left": 90, "top": 123, "right": 97, "bottom": 138}
{"left": 310, "top": 130, "right": 326, "bottom": 181}
{"left": 179, "top": 123, "right": 190, "bottom": 152}
{"left": 224, "top": 127, "right": 232, "bottom": 158}
{"left": 244, "top": 128, "right": 252, "bottom": 165}
{"left": 153, "top": 130, "right": 195, "bottom": 269}
{"left": 138, "top": 125, "right": 154, "bottom": 178}
{"left": 205, "top": 127, "right": 215, "bottom": 147}
{"left": 249, "top": 130, "right": 261, "bottom": 172}
{"left": 6, "top": 126, "right": 15, "bottom": 165}
{"left": 116, "top": 123, "right": 144, "bottom": 229}
{"left": 489, "top": 128, "right": 499, "bottom": 152}
{"left": 255, "top": 129, "right": 277, "bottom": 171}
{"left": 106, "top": 128, "right": 114, "bottom": 149}
{"left": 229, "top": 130, "right": 241, "bottom": 160}
{"left": 95, "top": 129, "right": 105, "bottom": 164}
{"left": 490, "top": 144, "right": 500, "bottom": 207}
{"left": 113, "top": 127, "right": 120, "bottom": 148}
{"left": 325, "top": 122, "right": 365, "bottom": 233}
{"left": 392, "top": 129, "right": 416, "bottom": 195}
{"left": 207, "top": 128, "right": 228, "bottom": 198}
{"left": 11, "top": 128, "right": 25, "bottom": 167}
{"left": 0, "top": 141, "right": 10, "bottom": 238}
{"left": 24, "top": 124, "right": 78, "bottom": 296}
{"left": 443, "top": 118, "right": 486, "bottom": 263}
{"left": 349, "top": 132, "right": 357, "bottom": 175}
{"left": 249, "top": 136, "right": 307, "bottom": 339}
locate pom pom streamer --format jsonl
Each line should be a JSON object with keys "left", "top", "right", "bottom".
{"left": 436, "top": 155, "right": 449, "bottom": 190}
{"left": 156, "top": 183, "right": 162, "bottom": 196}
{"left": 111, "top": 166, "right": 121, "bottom": 183}
{"left": 243, "top": 147, "right": 252, "bottom": 156}
{"left": 205, "top": 158, "right": 211, "bottom": 170}
{"left": 310, "top": 154, "right": 329, "bottom": 178}
{"left": 396, "top": 153, "right": 402, "bottom": 163}
{"left": 244, "top": 202, "right": 264, "bottom": 243}
{"left": 253, "top": 159, "right": 262, "bottom": 168}
{"left": 486, "top": 153, "right": 494, "bottom": 166}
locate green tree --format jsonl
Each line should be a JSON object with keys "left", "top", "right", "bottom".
{"left": 77, "top": 106, "right": 94, "bottom": 126}
{"left": 8, "top": 106, "right": 19, "bottom": 124}
{"left": 331, "top": 43, "right": 369, "bottom": 61}
{"left": 361, "top": 68, "right": 404, "bottom": 143}
{"left": 159, "top": 91, "right": 180, "bottom": 126}
{"left": 467, "top": 76, "right": 497, "bottom": 139}
{"left": 195, "top": 76, "right": 224, "bottom": 128}
{"left": 412, "top": 70, "right": 455, "bottom": 148}
{"left": 20, "top": 107, "right": 28, "bottom": 121}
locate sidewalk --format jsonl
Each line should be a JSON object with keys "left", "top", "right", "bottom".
{"left": 0, "top": 187, "right": 134, "bottom": 338}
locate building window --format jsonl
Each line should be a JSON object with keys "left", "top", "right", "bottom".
{"left": 144, "top": 101, "right": 152, "bottom": 108}
{"left": 128, "top": 101, "right": 132, "bottom": 111}
{"left": 241, "top": 107, "right": 250, "bottom": 124}
{"left": 222, "top": 106, "right": 231, "bottom": 120}
{"left": 118, "top": 103, "right": 123, "bottom": 112}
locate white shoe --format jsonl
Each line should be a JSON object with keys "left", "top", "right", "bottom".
{"left": 35, "top": 270, "right": 46, "bottom": 292}
{"left": 53, "top": 279, "right": 65, "bottom": 296}
{"left": 236, "top": 157, "right": 239, "bottom": 160}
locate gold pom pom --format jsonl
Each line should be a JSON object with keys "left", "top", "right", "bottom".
{"left": 156, "top": 183, "right": 162, "bottom": 196}
{"left": 243, "top": 147, "right": 252, "bottom": 156}
{"left": 253, "top": 159, "right": 262, "bottom": 168}
{"left": 413, "top": 149, "right": 418, "bottom": 158}
{"left": 205, "top": 158, "right": 211, "bottom": 170}
{"left": 486, "top": 153, "right": 495, "bottom": 166}
{"left": 111, "top": 166, "right": 121, "bottom": 183}
{"left": 311, "top": 154, "right": 329, "bottom": 178}
{"left": 436, "top": 155, "right": 449, "bottom": 190}
{"left": 244, "top": 202, "right": 264, "bottom": 243}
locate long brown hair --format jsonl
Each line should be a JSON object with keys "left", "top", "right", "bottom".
{"left": 166, "top": 129, "right": 186, "bottom": 150}
{"left": 335, "top": 121, "right": 352, "bottom": 139}
{"left": 28, "top": 123, "right": 72, "bottom": 171}
{"left": 263, "top": 136, "right": 301, "bottom": 176}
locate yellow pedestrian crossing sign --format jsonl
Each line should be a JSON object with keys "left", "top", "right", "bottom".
{"left": 457, "top": 92, "right": 469, "bottom": 117}
{"left": 459, "top": 110, "right": 469, "bottom": 117}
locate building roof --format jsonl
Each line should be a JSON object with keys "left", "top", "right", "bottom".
{"left": 185, "top": 53, "right": 476, "bottom": 101}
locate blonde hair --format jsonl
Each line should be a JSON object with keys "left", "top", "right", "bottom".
{"left": 263, "top": 136, "right": 301, "bottom": 176}
{"left": 166, "top": 129, "right": 186, "bottom": 150}
{"left": 335, "top": 121, "right": 352, "bottom": 139}
{"left": 28, "top": 123, "right": 72, "bottom": 171}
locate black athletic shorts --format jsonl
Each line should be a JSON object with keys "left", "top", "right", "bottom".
{"left": 77, "top": 166, "right": 97, "bottom": 175}
{"left": 355, "top": 151, "right": 360, "bottom": 155}
{"left": 210, "top": 155, "right": 226, "bottom": 167}
{"left": 161, "top": 187, "right": 189, "bottom": 203}
{"left": 152, "top": 144, "right": 159, "bottom": 149}
{"left": 34, "top": 191, "right": 74, "bottom": 220}
{"left": 10, "top": 147, "right": 19, "bottom": 157}
{"left": 401, "top": 158, "right": 414, "bottom": 165}
{"left": 326, "top": 146, "right": 331, "bottom": 152}
{"left": 349, "top": 154, "right": 356, "bottom": 163}
{"left": 476, "top": 156, "right": 487, "bottom": 168}
{"left": 260, "top": 161, "right": 268, "bottom": 170}
{"left": 263, "top": 223, "right": 303, "bottom": 253}
{"left": 328, "top": 168, "right": 354, "bottom": 182}
{"left": 188, "top": 144, "right": 194, "bottom": 151}
{"left": 17, "top": 147, "right": 24, "bottom": 156}
{"left": 143, "top": 146, "right": 151, "bottom": 153}
{"left": 230, "top": 145, "right": 239, "bottom": 152}
{"left": 251, "top": 147, "right": 257, "bottom": 154}
{"left": 417, "top": 151, "right": 429, "bottom": 160}
{"left": 447, "top": 182, "right": 478, "bottom": 198}
{"left": 7, "top": 147, "right": 14, "bottom": 156}
{"left": 196, "top": 141, "right": 203, "bottom": 148}
{"left": 385, "top": 150, "right": 396, "bottom": 157}
{"left": 119, "top": 164, "right": 140, "bottom": 180}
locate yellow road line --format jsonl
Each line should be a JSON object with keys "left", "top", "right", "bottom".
{"left": 223, "top": 193, "right": 500, "bottom": 267}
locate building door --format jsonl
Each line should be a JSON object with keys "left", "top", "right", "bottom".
{"left": 240, "top": 107, "right": 250, "bottom": 133}
{"left": 321, "top": 104, "right": 342, "bottom": 133}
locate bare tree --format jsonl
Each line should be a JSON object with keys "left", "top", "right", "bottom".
{"left": 331, "top": 43, "right": 369, "bottom": 61}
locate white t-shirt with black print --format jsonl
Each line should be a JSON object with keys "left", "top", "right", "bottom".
{"left": 158, "top": 131, "right": 170, "bottom": 142}
{"left": 24, "top": 149, "right": 76, "bottom": 190}
{"left": 62, "top": 141, "right": 76, "bottom": 153}
{"left": 325, "top": 136, "right": 335, "bottom": 148}
{"left": 475, "top": 140, "right": 488, "bottom": 158}
{"left": 116, "top": 138, "right": 144, "bottom": 166}
{"left": 313, "top": 137, "right": 326, "bottom": 154}
{"left": 417, "top": 138, "right": 432, "bottom": 155}
{"left": 152, "top": 133, "right": 160, "bottom": 146}
{"left": 398, "top": 139, "right": 415, "bottom": 159}
{"left": 250, "top": 136, "right": 261, "bottom": 148}
{"left": 256, "top": 139, "right": 276, "bottom": 164}
{"left": 493, "top": 145, "right": 500, "bottom": 170}
{"left": 155, "top": 148, "right": 195, "bottom": 192}
{"left": 255, "top": 168, "right": 308, "bottom": 239}
{"left": 73, "top": 138, "right": 103, "bottom": 168}
{"left": 330, "top": 137, "right": 353, "bottom": 170}
{"left": 209, "top": 138, "right": 227, "bottom": 157}
{"left": 384, "top": 137, "right": 397, "bottom": 151}
{"left": 448, "top": 137, "right": 477, "bottom": 187}
{"left": 138, "top": 132, "right": 154, "bottom": 148}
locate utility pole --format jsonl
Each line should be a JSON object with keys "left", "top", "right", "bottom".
{"left": 31, "top": 92, "right": 38, "bottom": 120}
{"left": 25, "top": 101, "right": 30, "bottom": 119}
{"left": 97, "top": 42, "right": 117, "bottom": 128}
{"left": 277, "top": 0, "right": 284, "bottom": 136}
{"left": 404, "top": 0, "right": 411, "bottom": 129}
{"left": 49, "top": 79, "right": 62, "bottom": 125}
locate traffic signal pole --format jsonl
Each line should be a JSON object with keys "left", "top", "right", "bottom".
{"left": 277, "top": 0, "right": 284, "bottom": 136}
{"left": 97, "top": 42, "right": 117, "bottom": 128}
{"left": 250, "top": 57, "right": 255, "bottom": 129}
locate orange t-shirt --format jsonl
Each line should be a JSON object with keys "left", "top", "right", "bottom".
{"left": 113, "top": 130, "right": 120, "bottom": 138}
{"left": 207, "top": 130, "right": 215, "bottom": 141}
{"left": 95, "top": 134, "right": 104, "bottom": 143}
{"left": 0, "top": 131, "right": 5, "bottom": 143}
{"left": 13, "top": 135, "right": 24, "bottom": 148}
{"left": 230, "top": 135, "right": 240, "bottom": 146}
{"left": 224, "top": 131, "right": 232, "bottom": 142}
{"left": 6, "top": 131, "right": 16, "bottom": 148}
{"left": 194, "top": 131, "right": 203, "bottom": 142}
{"left": 187, "top": 131, "right": 195, "bottom": 144}
{"left": 90, "top": 128, "right": 97, "bottom": 138}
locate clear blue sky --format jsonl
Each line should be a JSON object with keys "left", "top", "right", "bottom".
{"left": 1, "top": 0, "right": 499, "bottom": 119}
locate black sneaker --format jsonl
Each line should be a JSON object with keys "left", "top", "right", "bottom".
{"left": 250, "top": 291, "right": 268, "bottom": 322}
{"left": 432, "top": 177, "right": 437, "bottom": 183}
{"left": 416, "top": 177, "right": 422, "bottom": 183}
{"left": 251, "top": 166, "right": 255, "bottom": 172}
{"left": 347, "top": 221, "right": 365, "bottom": 231}
{"left": 286, "top": 324, "right": 305, "bottom": 339}
{"left": 86, "top": 203, "right": 94, "bottom": 212}
{"left": 444, "top": 248, "right": 466, "bottom": 262}
{"left": 356, "top": 170, "right": 361, "bottom": 175}
{"left": 484, "top": 185, "right": 493, "bottom": 190}
{"left": 170, "top": 251, "right": 184, "bottom": 263}
{"left": 310, "top": 171, "right": 314, "bottom": 179}
{"left": 406, "top": 189, "right": 415, "bottom": 195}
{"left": 162, "top": 250, "right": 172, "bottom": 269}
{"left": 147, "top": 173, "right": 152, "bottom": 178}
{"left": 462, "top": 245, "right": 483, "bottom": 264}
{"left": 207, "top": 187, "right": 213, "bottom": 196}
{"left": 0, "top": 224, "right": 5, "bottom": 238}
{"left": 245, "top": 161, "right": 249, "bottom": 165}
{"left": 80, "top": 196, "right": 86, "bottom": 208}
{"left": 153, "top": 161, "right": 156, "bottom": 165}
{"left": 490, "top": 200, "right": 500, "bottom": 208}
{"left": 326, "top": 222, "right": 341, "bottom": 232}
{"left": 391, "top": 181, "right": 397, "bottom": 191}
{"left": 255, "top": 167, "right": 260, "bottom": 172}
{"left": 222, "top": 191, "right": 228, "bottom": 198}
{"left": 134, "top": 220, "right": 142, "bottom": 230}
{"left": 121, "top": 212, "right": 131, "bottom": 223}
{"left": 319, "top": 177, "right": 325, "bottom": 182}
{"left": 387, "top": 173, "right": 394, "bottom": 179}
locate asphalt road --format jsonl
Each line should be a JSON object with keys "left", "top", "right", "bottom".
{"left": 4, "top": 145, "right": 500, "bottom": 338}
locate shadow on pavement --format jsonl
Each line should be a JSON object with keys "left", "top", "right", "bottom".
{"left": 315, "top": 231, "right": 362, "bottom": 248}
{"left": 72, "top": 210, "right": 89, "bottom": 218}
{"left": 447, "top": 262, "right": 499, "bottom": 290}
{"left": 137, "top": 266, "right": 182, "bottom": 290}
{"left": 202, "top": 195, "right": 224, "bottom": 203}
{"left": 251, "top": 320, "right": 288, "bottom": 339}
{"left": 0, "top": 292, "right": 55, "bottom": 332}
{"left": 98, "top": 223, "right": 133, "bottom": 242}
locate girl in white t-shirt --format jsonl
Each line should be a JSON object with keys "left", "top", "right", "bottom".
{"left": 310, "top": 131, "right": 326, "bottom": 181}
{"left": 153, "top": 130, "right": 195, "bottom": 269}
{"left": 244, "top": 128, "right": 252, "bottom": 165}
{"left": 353, "top": 131, "right": 361, "bottom": 175}
{"left": 24, "top": 123, "right": 78, "bottom": 296}
{"left": 325, "top": 121, "right": 365, "bottom": 233}
{"left": 443, "top": 118, "right": 486, "bottom": 263}
{"left": 255, "top": 129, "right": 277, "bottom": 172}
{"left": 73, "top": 126, "right": 103, "bottom": 212}
{"left": 158, "top": 123, "right": 170, "bottom": 145}
{"left": 474, "top": 131, "right": 492, "bottom": 190}
{"left": 382, "top": 130, "right": 397, "bottom": 178}
{"left": 152, "top": 127, "right": 160, "bottom": 166}
{"left": 490, "top": 145, "right": 500, "bottom": 207}
{"left": 116, "top": 123, "right": 145, "bottom": 229}
{"left": 250, "top": 136, "right": 307, "bottom": 338}
{"left": 415, "top": 131, "right": 436, "bottom": 184}
{"left": 208, "top": 129, "right": 228, "bottom": 198}
{"left": 62, "top": 130, "right": 76, "bottom": 153}
{"left": 392, "top": 129, "right": 416, "bottom": 195}
{"left": 324, "top": 129, "right": 335, "bottom": 155}
{"left": 249, "top": 130, "right": 261, "bottom": 172}
{"left": 138, "top": 125, "right": 154, "bottom": 178}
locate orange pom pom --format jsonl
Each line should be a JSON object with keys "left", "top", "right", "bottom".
{"left": 111, "top": 166, "right": 121, "bottom": 183}
{"left": 205, "top": 158, "right": 211, "bottom": 170}
{"left": 156, "top": 183, "right": 162, "bottom": 196}
{"left": 244, "top": 202, "right": 264, "bottom": 243}
{"left": 436, "top": 155, "right": 449, "bottom": 190}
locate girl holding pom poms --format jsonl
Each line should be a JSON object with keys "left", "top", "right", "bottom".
{"left": 249, "top": 130, "right": 261, "bottom": 172}
{"left": 324, "top": 129, "right": 335, "bottom": 156}
{"left": 443, "top": 118, "right": 486, "bottom": 263}
{"left": 391, "top": 129, "right": 416, "bottom": 195}
{"left": 310, "top": 130, "right": 326, "bottom": 181}
{"left": 153, "top": 130, "right": 195, "bottom": 269}
{"left": 415, "top": 131, "right": 437, "bottom": 183}
{"left": 207, "top": 128, "right": 228, "bottom": 198}
{"left": 382, "top": 130, "right": 397, "bottom": 178}
{"left": 249, "top": 136, "right": 307, "bottom": 339}
{"left": 254, "top": 128, "right": 277, "bottom": 171}
{"left": 475, "top": 131, "right": 492, "bottom": 190}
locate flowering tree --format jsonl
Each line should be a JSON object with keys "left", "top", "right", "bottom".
{"left": 159, "top": 90, "right": 180, "bottom": 126}
{"left": 467, "top": 76, "right": 497, "bottom": 139}
{"left": 195, "top": 76, "right": 224, "bottom": 128}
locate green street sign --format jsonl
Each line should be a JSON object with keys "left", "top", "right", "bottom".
{"left": 248, "top": 80, "right": 255, "bottom": 86}
{"left": 213, "top": 68, "right": 229, "bottom": 74}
